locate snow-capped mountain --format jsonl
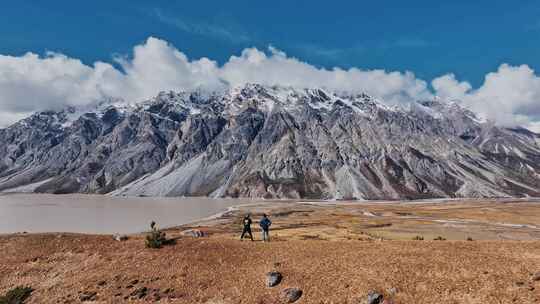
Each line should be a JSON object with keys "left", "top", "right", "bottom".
{"left": 1, "top": 84, "right": 539, "bottom": 199}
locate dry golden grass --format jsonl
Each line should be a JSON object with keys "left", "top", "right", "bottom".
{"left": 2, "top": 199, "right": 540, "bottom": 303}
{"left": 196, "top": 199, "right": 540, "bottom": 243}
{"left": 1, "top": 234, "right": 540, "bottom": 303}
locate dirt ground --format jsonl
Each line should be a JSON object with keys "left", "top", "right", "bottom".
{"left": 2, "top": 199, "right": 540, "bottom": 303}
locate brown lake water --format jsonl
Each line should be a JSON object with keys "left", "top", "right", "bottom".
{"left": 0, "top": 194, "right": 252, "bottom": 234}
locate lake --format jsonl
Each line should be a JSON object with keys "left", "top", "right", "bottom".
{"left": 0, "top": 193, "right": 252, "bottom": 234}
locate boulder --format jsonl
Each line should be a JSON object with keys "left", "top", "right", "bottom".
{"left": 281, "top": 288, "right": 302, "bottom": 303}
{"left": 113, "top": 234, "right": 128, "bottom": 241}
{"left": 266, "top": 271, "right": 283, "bottom": 287}
{"left": 366, "top": 290, "right": 383, "bottom": 304}
{"left": 532, "top": 272, "right": 540, "bottom": 281}
{"left": 181, "top": 229, "right": 206, "bottom": 238}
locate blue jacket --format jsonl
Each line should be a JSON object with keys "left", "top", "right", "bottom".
{"left": 259, "top": 217, "right": 272, "bottom": 230}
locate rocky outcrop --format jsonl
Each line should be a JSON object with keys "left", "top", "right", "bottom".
{"left": 1, "top": 84, "right": 539, "bottom": 199}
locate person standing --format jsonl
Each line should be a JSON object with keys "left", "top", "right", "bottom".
{"left": 240, "top": 214, "right": 254, "bottom": 241}
{"left": 259, "top": 214, "right": 272, "bottom": 242}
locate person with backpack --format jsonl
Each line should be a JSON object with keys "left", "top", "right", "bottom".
{"left": 240, "top": 214, "right": 254, "bottom": 241}
{"left": 259, "top": 214, "right": 272, "bottom": 242}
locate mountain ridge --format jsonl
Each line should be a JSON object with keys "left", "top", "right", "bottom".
{"left": 1, "top": 84, "right": 539, "bottom": 199}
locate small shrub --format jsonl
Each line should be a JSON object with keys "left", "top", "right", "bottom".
{"left": 412, "top": 235, "right": 424, "bottom": 240}
{"left": 433, "top": 236, "right": 446, "bottom": 241}
{"left": 0, "top": 286, "right": 33, "bottom": 304}
{"left": 145, "top": 221, "right": 167, "bottom": 249}
{"left": 467, "top": 236, "right": 473, "bottom": 241}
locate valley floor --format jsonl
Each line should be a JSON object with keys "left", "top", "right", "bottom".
{"left": 2, "top": 198, "right": 540, "bottom": 303}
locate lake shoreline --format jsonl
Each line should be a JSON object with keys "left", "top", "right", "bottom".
{"left": 2, "top": 193, "right": 540, "bottom": 236}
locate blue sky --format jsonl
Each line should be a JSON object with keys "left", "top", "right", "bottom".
{"left": 2, "top": 0, "right": 540, "bottom": 87}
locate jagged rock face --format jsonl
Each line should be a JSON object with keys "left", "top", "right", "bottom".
{"left": 1, "top": 84, "right": 540, "bottom": 199}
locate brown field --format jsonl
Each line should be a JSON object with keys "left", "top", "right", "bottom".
{"left": 2, "top": 198, "right": 540, "bottom": 303}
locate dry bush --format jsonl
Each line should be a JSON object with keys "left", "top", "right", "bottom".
{"left": 0, "top": 286, "right": 33, "bottom": 304}
{"left": 145, "top": 221, "right": 168, "bottom": 249}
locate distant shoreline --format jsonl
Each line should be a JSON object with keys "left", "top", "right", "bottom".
{"left": 2, "top": 193, "right": 539, "bottom": 235}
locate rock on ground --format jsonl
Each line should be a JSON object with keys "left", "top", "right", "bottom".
{"left": 366, "top": 290, "right": 384, "bottom": 304}
{"left": 181, "top": 229, "right": 206, "bottom": 238}
{"left": 113, "top": 234, "right": 128, "bottom": 241}
{"left": 266, "top": 271, "right": 283, "bottom": 287}
{"left": 281, "top": 287, "right": 302, "bottom": 303}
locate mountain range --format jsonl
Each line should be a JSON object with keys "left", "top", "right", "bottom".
{"left": 1, "top": 84, "right": 539, "bottom": 199}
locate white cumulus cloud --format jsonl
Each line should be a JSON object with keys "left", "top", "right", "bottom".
{"left": 432, "top": 73, "right": 471, "bottom": 101}
{"left": 218, "top": 46, "right": 432, "bottom": 104}
{"left": 432, "top": 64, "right": 540, "bottom": 131}
{"left": 0, "top": 36, "right": 539, "bottom": 132}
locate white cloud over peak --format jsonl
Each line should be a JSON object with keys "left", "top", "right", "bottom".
{"left": 219, "top": 46, "right": 432, "bottom": 104}
{"left": 0, "top": 36, "right": 539, "bottom": 132}
{"left": 431, "top": 74, "right": 472, "bottom": 101}
{"left": 431, "top": 64, "right": 540, "bottom": 130}
{"left": 0, "top": 37, "right": 223, "bottom": 124}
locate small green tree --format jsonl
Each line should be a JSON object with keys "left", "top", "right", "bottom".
{"left": 145, "top": 221, "right": 167, "bottom": 249}
{"left": 412, "top": 235, "right": 424, "bottom": 240}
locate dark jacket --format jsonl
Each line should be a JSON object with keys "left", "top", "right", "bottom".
{"left": 259, "top": 217, "right": 272, "bottom": 230}
{"left": 243, "top": 217, "right": 252, "bottom": 228}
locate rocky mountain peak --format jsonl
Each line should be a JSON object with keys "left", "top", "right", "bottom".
{"left": 0, "top": 84, "right": 539, "bottom": 199}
